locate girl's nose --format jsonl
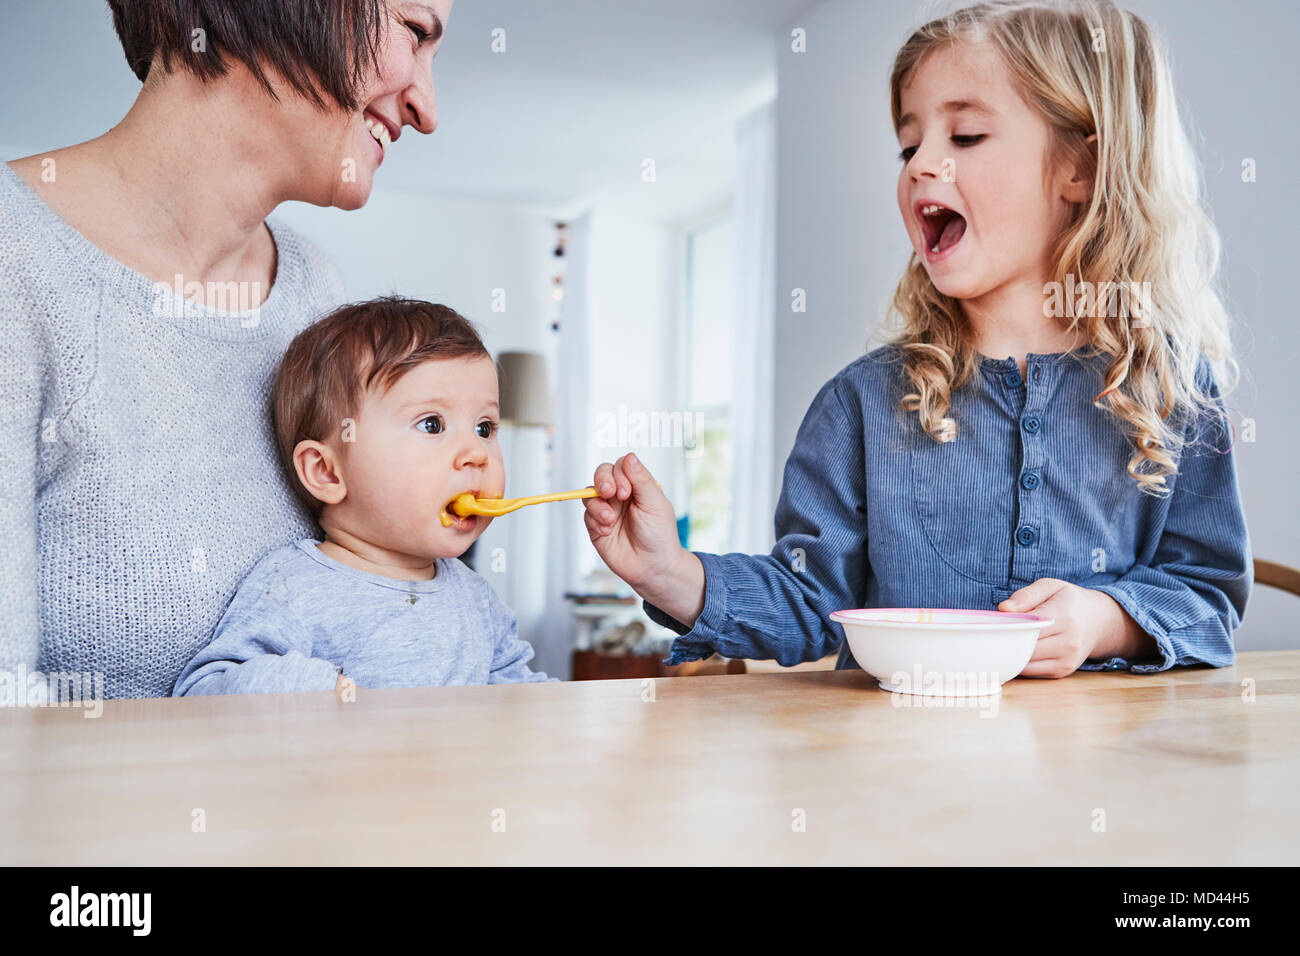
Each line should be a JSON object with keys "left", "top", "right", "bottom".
{"left": 907, "top": 140, "right": 947, "bottom": 181}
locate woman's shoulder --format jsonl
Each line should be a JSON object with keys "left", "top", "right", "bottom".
{"left": 0, "top": 161, "right": 102, "bottom": 379}
{"left": 0, "top": 161, "right": 87, "bottom": 290}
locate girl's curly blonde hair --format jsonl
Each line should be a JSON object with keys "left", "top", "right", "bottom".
{"left": 887, "top": 0, "right": 1238, "bottom": 495}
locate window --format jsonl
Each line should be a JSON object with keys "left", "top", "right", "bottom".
{"left": 681, "top": 211, "right": 736, "bottom": 555}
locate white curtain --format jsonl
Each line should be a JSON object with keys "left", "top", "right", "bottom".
{"left": 731, "top": 103, "right": 777, "bottom": 553}
{"left": 538, "top": 212, "right": 592, "bottom": 680}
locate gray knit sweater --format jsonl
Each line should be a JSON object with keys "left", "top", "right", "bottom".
{"left": 0, "top": 160, "right": 345, "bottom": 698}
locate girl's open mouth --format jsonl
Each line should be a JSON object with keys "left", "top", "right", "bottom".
{"left": 916, "top": 200, "right": 967, "bottom": 263}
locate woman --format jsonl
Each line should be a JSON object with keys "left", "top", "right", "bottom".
{"left": 0, "top": 0, "right": 453, "bottom": 698}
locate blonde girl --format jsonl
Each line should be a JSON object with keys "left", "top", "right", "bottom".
{"left": 582, "top": 0, "right": 1250, "bottom": 679}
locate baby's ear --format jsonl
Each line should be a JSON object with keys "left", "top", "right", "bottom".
{"left": 293, "top": 439, "right": 347, "bottom": 506}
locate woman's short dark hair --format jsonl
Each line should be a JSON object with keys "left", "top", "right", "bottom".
{"left": 106, "top": 0, "right": 391, "bottom": 111}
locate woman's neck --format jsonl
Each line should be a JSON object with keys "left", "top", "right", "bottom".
{"left": 103, "top": 71, "right": 286, "bottom": 275}
{"left": 12, "top": 67, "right": 299, "bottom": 298}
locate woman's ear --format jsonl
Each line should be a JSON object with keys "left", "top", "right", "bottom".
{"left": 293, "top": 439, "right": 347, "bottom": 507}
{"left": 1060, "top": 132, "right": 1098, "bottom": 205}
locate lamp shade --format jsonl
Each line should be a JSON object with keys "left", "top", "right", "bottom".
{"left": 497, "top": 351, "right": 553, "bottom": 426}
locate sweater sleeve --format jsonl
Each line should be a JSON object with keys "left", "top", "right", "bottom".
{"left": 1081, "top": 359, "right": 1253, "bottom": 673}
{"left": 171, "top": 568, "right": 340, "bottom": 696}
{"left": 0, "top": 292, "right": 48, "bottom": 675}
{"left": 644, "top": 374, "right": 869, "bottom": 666}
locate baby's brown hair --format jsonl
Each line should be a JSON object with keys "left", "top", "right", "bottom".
{"left": 273, "top": 296, "right": 490, "bottom": 516}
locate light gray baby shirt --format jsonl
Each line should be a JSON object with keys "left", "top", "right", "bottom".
{"left": 174, "top": 540, "right": 552, "bottom": 695}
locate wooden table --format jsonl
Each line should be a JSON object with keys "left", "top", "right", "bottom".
{"left": 2, "top": 651, "right": 1297, "bottom": 865}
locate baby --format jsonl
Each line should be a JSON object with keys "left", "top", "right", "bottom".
{"left": 173, "top": 296, "right": 552, "bottom": 695}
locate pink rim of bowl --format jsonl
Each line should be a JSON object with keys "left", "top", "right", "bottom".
{"left": 830, "top": 608, "right": 1054, "bottom": 630}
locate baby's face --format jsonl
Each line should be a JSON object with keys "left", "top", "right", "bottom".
{"left": 334, "top": 355, "right": 505, "bottom": 560}
{"left": 895, "top": 40, "right": 1073, "bottom": 301}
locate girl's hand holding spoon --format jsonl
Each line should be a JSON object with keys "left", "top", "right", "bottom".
{"left": 582, "top": 453, "right": 705, "bottom": 628}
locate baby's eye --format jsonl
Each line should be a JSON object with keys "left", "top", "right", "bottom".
{"left": 898, "top": 145, "right": 918, "bottom": 162}
{"left": 476, "top": 420, "right": 497, "bottom": 440}
{"left": 417, "top": 414, "right": 444, "bottom": 435}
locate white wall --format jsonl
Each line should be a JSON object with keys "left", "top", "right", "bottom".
{"left": 773, "top": 0, "right": 1299, "bottom": 650}
{"left": 773, "top": 1, "right": 923, "bottom": 491}
{"left": 274, "top": 188, "right": 557, "bottom": 357}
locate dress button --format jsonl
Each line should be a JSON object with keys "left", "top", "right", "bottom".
{"left": 1003, "top": 369, "right": 1023, "bottom": 388}
{"left": 1016, "top": 526, "right": 1039, "bottom": 547}
{"left": 1021, "top": 414, "right": 1041, "bottom": 434}
{"left": 1020, "top": 470, "right": 1040, "bottom": 490}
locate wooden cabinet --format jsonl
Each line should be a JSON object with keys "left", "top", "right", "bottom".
{"left": 571, "top": 650, "right": 746, "bottom": 680}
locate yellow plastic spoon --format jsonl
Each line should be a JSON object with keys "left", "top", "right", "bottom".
{"left": 440, "top": 486, "right": 600, "bottom": 526}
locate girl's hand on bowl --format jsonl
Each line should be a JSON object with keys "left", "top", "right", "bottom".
{"left": 999, "top": 577, "right": 1153, "bottom": 677}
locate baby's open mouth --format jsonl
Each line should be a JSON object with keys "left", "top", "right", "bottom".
{"left": 918, "top": 201, "right": 967, "bottom": 256}
{"left": 439, "top": 490, "right": 483, "bottom": 529}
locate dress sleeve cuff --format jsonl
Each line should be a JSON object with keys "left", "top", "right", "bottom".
{"left": 641, "top": 551, "right": 730, "bottom": 666}
{"left": 1083, "top": 583, "right": 1178, "bottom": 674}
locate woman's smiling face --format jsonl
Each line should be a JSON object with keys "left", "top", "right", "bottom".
{"left": 317, "top": 0, "right": 454, "bottom": 210}
{"left": 895, "top": 40, "right": 1072, "bottom": 302}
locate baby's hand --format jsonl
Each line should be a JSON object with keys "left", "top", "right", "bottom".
{"left": 999, "top": 578, "right": 1149, "bottom": 677}
{"left": 334, "top": 672, "right": 357, "bottom": 700}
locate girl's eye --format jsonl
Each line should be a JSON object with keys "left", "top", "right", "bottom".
{"left": 898, "top": 135, "right": 986, "bottom": 162}
{"left": 417, "top": 414, "right": 443, "bottom": 435}
{"left": 476, "top": 420, "right": 497, "bottom": 440}
{"left": 407, "top": 21, "right": 429, "bottom": 44}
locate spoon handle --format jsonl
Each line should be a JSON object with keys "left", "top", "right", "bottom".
{"left": 512, "top": 486, "right": 600, "bottom": 508}
{"left": 453, "top": 486, "right": 599, "bottom": 517}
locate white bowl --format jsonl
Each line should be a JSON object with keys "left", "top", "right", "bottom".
{"left": 828, "top": 608, "right": 1053, "bottom": 696}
